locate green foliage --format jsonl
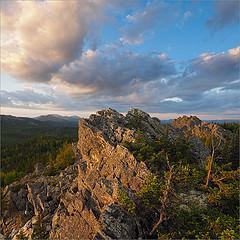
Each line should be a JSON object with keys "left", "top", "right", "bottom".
{"left": 45, "top": 143, "right": 75, "bottom": 175}
{"left": 0, "top": 170, "right": 24, "bottom": 186}
{"left": 207, "top": 169, "right": 239, "bottom": 217}
{"left": 173, "top": 164, "right": 205, "bottom": 191}
{"left": 1, "top": 133, "right": 77, "bottom": 186}
{"left": 137, "top": 176, "right": 162, "bottom": 209}
{"left": 124, "top": 134, "right": 193, "bottom": 175}
{"left": 220, "top": 229, "right": 240, "bottom": 240}
{"left": 118, "top": 189, "right": 136, "bottom": 214}
{"left": 159, "top": 205, "right": 240, "bottom": 240}
{"left": 221, "top": 130, "right": 239, "bottom": 169}
{"left": 124, "top": 123, "right": 239, "bottom": 239}
{"left": 220, "top": 122, "right": 239, "bottom": 133}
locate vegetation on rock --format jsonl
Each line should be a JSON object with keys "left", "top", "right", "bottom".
{"left": 123, "top": 121, "right": 239, "bottom": 239}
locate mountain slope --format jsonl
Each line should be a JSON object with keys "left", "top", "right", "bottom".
{"left": 1, "top": 115, "right": 78, "bottom": 146}
{"left": 35, "top": 114, "right": 79, "bottom": 125}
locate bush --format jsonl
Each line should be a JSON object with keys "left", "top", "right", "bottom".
{"left": 45, "top": 143, "right": 75, "bottom": 175}
{"left": 0, "top": 170, "right": 24, "bottom": 186}
{"left": 118, "top": 189, "right": 136, "bottom": 214}
{"left": 137, "top": 175, "right": 161, "bottom": 209}
{"left": 125, "top": 130, "right": 239, "bottom": 239}
{"left": 124, "top": 135, "right": 193, "bottom": 175}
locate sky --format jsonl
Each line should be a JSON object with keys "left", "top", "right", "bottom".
{"left": 0, "top": 0, "right": 240, "bottom": 119}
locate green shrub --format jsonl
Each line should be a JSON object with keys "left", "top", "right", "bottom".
{"left": 44, "top": 143, "right": 75, "bottom": 175}
{"left": 118, "top": 189, "right": 136, "bottom": 214}
{"left": 125, "top": 129, "right": 239, "bottom": 239}
{"left": 137, "top": 175, "right": 161, "bottom": 209}
{"left": 124, "top": 134, "right": 193, "bottom": 176}
{"left": 0, "top": 170, "right": 24, "bottom": 186}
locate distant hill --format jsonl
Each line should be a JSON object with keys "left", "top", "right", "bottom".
{"left": 35, "top": 114, "right": 79, "bottom": 125}
{"left": 160, "top": 119, "right": 239, "bottom": 124}
{"left": 0, "top": 115, "right": 78, "bottom": 146}
{"left": 205, "top": 119, "right": 240, "bottom": 124}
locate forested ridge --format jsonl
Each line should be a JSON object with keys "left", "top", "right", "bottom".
{"left": 1, "top": 115, "right": 78, "bottom": 186}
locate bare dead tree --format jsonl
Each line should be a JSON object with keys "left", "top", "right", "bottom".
{"left": 205, "top": 129, "right": 224, "bottom": 187}
{"left": 150, "top": 157, "right": 174, "bottom": 236}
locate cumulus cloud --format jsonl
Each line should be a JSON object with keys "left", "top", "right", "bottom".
{"left": 2, "top": 46, "right": 239, "bottom": 116}
{"left": 174, "top": 46, "right": 240, "bottom": 100}
{"left": 207, "top": 0, "right": 240, "bottom": 30}
{"left": 103, "top": 46, "right": 240, "bottom": 114}
{"left": 0, "top": 0, "right": 108, "bottom": 82}
{"left": 1, "top": 1, "right": 239, "bottom": 117}
{"left": 53, "top": 48, "right": 176, "bottom": 96}
{"left": 55, "top": 47, "right": 240, "bottom": 114}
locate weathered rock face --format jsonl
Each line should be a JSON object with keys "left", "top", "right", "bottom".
{"left": 1, "top": 163, "right": 79, "bottom": 240}
{"left": 172, "top": 115, "right": 230, "bottom": 140}
{"left": 0, "top": 108, "right": 230, "bottom": 239}
{"left": 126, "top": 108, "right": 165, "bottom": 139}
{"left": 172, "top": 116, "right": 231, "bottom": 168}
{"left": 50, "top": 109, "right": 151, "bottom": 239}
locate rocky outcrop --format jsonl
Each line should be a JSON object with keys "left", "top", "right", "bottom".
{"left": 172, "top": 116, "right": 231, "bottom": 168}
{"left": 50, "top": 109, "right": 151, "bottom": 239}
{"left": 172, "top": 115, "right": 230, "bottom": 140}
{"left": 126, "top": 108, "right": 165, "bottom": 139}
{"left": 1, "top": 108, "right": 230, "bottom": 239}
{"left": 1, "top": 163, "right": 79, "bottom": 239}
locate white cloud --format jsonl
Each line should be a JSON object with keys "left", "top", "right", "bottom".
{"left": 1, "top": 0, "right": 107, "bottom": 81}
{"left": 161, "top": 97, "right": 183, "bottom": 103}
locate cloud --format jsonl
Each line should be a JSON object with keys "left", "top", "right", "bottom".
{"left": 1, "top": 89, "right": 55, "bottom": 108}
{"left": 53, "top": 48, "right": 176, "bottom": 96}
{"left": 2, "top": 46, "right": 239, "bottom": 117}
{"left": 183, "top": 11, "right": 192, "bottom": 20}
{"left": 0, "top": 0, "right": 108, "bottom": 82}
{"left": 161, "top": 97, "right": 183, "bottom": 103}
{"left": 207, "top": 0, "right": 240, "bottom": 30}
{"left": 174, "top": 46, "right": 240, "bottom": 100}
{"left": 54, "top": 46, "right": 240, "bottom": 114}
{"left": 1, "top": 0, "right": 239, "bottom": 117}
{"left": 121, "top": 1, "right": 176, "bottom": 45}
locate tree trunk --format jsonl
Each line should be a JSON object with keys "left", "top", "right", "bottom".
{"left": 150, "top": 165, "right": 174, "bottom": 235}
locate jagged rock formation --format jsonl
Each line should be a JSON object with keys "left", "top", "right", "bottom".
{"left": 1, "top": 163, "right": 79, "bottom": 239}
{"left": 172, "top": 115, "right": 230, "bottom": 140}
{"left": 50, "top": 109, "right": 151, "bottom": 239}
{"left": 0, "top": 108, "right": 230, "bottom": 239}
{"left": 172, "top": 115, "right": 231, "bottom": 168}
